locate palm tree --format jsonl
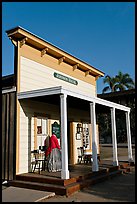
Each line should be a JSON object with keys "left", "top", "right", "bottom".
{"left": 102, "top": 71, "right": 135, "bottom": 93}
{"left": 102, "top": 75, "right": 118, "bottom": 93}
{"left": 115, "top": 71, "right": 135, "bottom": 91}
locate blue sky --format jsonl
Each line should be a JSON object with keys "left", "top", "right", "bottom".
{"left": 2, "top": 2, "right": 135, "bottom": 93}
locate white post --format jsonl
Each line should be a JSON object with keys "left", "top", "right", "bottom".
{"left": 125, "top": 111, "right": 133, "bottom": 162}
{"left": 90, "top": 102, "right": 98, "bottom": 172}
{"left": 111, "top": 107, "right": 118, "bottom": 166}
{"left": 60, "top": 94, "right": 69, "bottom": 179}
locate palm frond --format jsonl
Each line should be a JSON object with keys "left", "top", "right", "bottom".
{"left": 102, "top": 86, "right": 110, "bottom": 93}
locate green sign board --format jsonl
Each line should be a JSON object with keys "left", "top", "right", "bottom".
{"left": 52, "top": 122, "right": 60, "bottom": 139}
{"left": 54, "top": 72, "right": 78, "bottom": 85}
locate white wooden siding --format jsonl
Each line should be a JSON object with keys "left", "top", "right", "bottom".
{"left": 20, "top": 57, "right": 95, "bottom": 97}
{"left": 31, "top": 118, "right": 35, "bottom": 151}
{"left": 19, "top": 105, "right": 29, "bottom": 173}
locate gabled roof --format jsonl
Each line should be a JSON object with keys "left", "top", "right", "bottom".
{"left": 6, "top": 26, "right": 104, "bottom": 78}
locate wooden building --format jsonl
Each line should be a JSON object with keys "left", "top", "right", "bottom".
{"left": 2, "top": 74, "right": 16, "bottom": 181}
{"left": 2, "top": 26, "right": 133, "bottom": 182}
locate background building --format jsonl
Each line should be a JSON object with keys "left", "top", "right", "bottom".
{"left": 97, "top": 89, "right": 135, "bottom": 144}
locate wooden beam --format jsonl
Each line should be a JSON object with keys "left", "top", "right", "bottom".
{"left": 73, "top": 64, "right": 79, "bottom": 71}
{"left": 9, "top": 37, "right": 17, "bottom": 46}
{"left": 20, "top": 37, "right": 28, "bottom": 48}
{"left": 41, "top": 47, "right": 49, "bottom": 57}
{"left": 95, "top": 76, "right": 99, "bottom": 80}
{"left": 85, "top": 70, "right": 90, "bottom": 76}
{"left": 58, "top": 56, "right": 65, "bottom": 65}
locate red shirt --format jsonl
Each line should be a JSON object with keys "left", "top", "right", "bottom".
{"left": 45, "top": 134, "right": 60, "bottom": 157}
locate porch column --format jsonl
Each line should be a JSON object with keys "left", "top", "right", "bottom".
{"left": 110, "top": 107, "right": 118, "bottom": 166}
{"left": 90, "top": 102, "right": 98, "bottom": 172}
{"left": 125, "top": 111, "right": 133, "bottom": 162}
{"left": 60, "top": 94, "right": 69, "bottom": 179}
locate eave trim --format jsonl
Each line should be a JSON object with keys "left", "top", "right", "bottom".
{"left": 17, "top": 86, "right": 130, "bottom": 112}
{"left": 6, "top": 26, "right": 104, "bottom": 77}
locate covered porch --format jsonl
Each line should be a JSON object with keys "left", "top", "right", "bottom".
{"left": 17, "top": 86, "right": 134, "bottom": 179}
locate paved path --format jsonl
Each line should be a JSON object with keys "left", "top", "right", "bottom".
{"left": 40, "top": 166, "right": 135, "bottom": 202}
{"left": 2, "top": 186, "right": 55, "bottom": 202}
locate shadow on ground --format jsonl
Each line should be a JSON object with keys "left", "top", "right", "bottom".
{"left": 81, "top": 168, "right": 135, "bottom": 202}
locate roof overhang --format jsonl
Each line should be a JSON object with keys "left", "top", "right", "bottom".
{"left": 17, "top": 86, "right": 130, "bottom": 112}
{"left": 6, "top": 26, "right": 104, "bottom": 78}
{"left": 2, "top": 87, "right": 16, "bottom": 94}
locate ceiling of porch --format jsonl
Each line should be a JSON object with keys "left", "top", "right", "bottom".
{"left": 27, "top": 94, "right": 111, "bottom": 114}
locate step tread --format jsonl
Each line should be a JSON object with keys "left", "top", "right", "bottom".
{"left": 9, "top": 180, "right": 66, "bottom": 189}
{"left": 12, "top": 178, "right": 83, "bottom": 189}
{"left": 16, "top": 174, "right": 77, "bottom": 186}
{"left": 9, "top": 179, "right": 82, "bottom": 196}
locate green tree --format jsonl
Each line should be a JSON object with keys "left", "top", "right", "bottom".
{"left": 115, "top": 71, "right": 135, "bottom": 91}
{"left": 102, "top": 75, "right": 118, "bottom": 93}
{"left": 102, "top": 71, "right": 135, "bottom": 93}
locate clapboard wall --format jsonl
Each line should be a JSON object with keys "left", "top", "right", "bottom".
{"left": 2, "top": 91, "right": 16, "bottom": 181}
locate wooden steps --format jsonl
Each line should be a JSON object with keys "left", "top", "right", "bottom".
{"left": 119, "top": 162, "right": 132, "bottom": 173}
{"left": 8, "top": 177, "right": 81, "bottom": 196}
{"left": 8, "top": 180, "right": 67, "bottom": 195}
{"left": 15, "top": 174, "right": 77, "bottom": 186}
{"left": 8, "top": 165, "right": 123, "bottom": 197}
